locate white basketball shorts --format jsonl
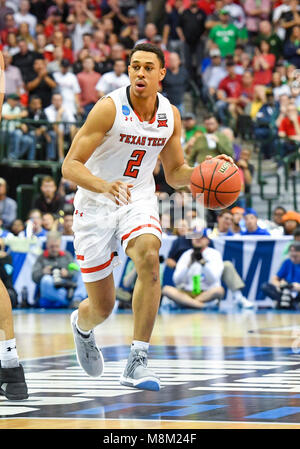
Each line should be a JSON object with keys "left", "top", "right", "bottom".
{"left": 72, "top": 195, "right": 162, "bottom": 283}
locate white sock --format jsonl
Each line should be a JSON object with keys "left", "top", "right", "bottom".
{"left": 232, "top": 290, "right": 243, "bottom": 301}
{"left": 0, "top": 338, "right": 19, "bottom": 368}
{"left": 131, "top": 340, "right": 149, "bottom": 352}
{"left": 75, "top": 320, "right": 91, "bottom": 337}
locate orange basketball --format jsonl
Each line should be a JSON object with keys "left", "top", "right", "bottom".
{"left": 190, "top": 158, "right": 242, "bottom": 210}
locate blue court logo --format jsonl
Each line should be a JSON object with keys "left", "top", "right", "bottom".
{"left": 122, "top": 105, "right": 130, "bottom": 116}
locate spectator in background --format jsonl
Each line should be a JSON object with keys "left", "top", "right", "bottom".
{"left": 253, "top": 40, "right": 276, "bottom": 86}
{"left": 12, "top": 38, "right": 39, "bottom": 81}
{"left": 182, "top": 112, "right": 204, "bottom": 145}
{"left": 236, "top": 148, "right": 254, "bottom": 199}
{"left": 207, "top": 209, "right": 234, "bottom": 237}
{"left": 162, "top": 52, "right": 188, "bottom": 114}
{"left": 14, "top": 0, "right": 37, "bottom": 35}
{"left": 32, "top": 231, "right": 77, "bottom": 308}
{"left": 1, "top": 93, "right": 36, "bottom": 160}
{"left": 10, "top": 218, "right": 24, "bottom": 236}
{"left": 19, "top": 208, "right": 48, "bottom": 238}
{"left": 254, "top": 91, "right": 280, "bottom": 159}
{"left": 223, "top": 0, "right": 246, "bottom": 31}
{"left": 284, "top": 25, "right": 300, "bottom": 68}
{"left": 4, "top": 31, "right": 20, "bottom": 57}
{"left": 165, "top": 218, "right": 192, "bottom": 270}
{"left": 3, "top": 50, "right": 24, "bottom": 97}
{"left": 45, "top": 93, "right": 77, "bottom": 161}
{"left": 216, "top": 60, "right": 242, "bottom": 126}
{"left": 205, "top": 0, "right": 224, "bottom": 30}
{"left": 162, "top": 0, "right": 184, "bottom": 59}
{"left": 0, "top": 13, "right": 18, "bottom": 45}
{"left": 77, "top": 56, "right": 101, "bottom": 119}
{"left": 187, "top": 113, "right": 233, "bottom": 165}
{"left": 136, "top": 22, "right": 158, "bottom": 45}
{"left": 176, "top": 0, "right": 207, "bottom": 81}
{"left": 69, "top": 9, "right": 96, "bottom": 54}
{"left": 53, "top": 58, "right": 82, "bottom": 120}
{"left": 96, "top": 59, "right": 129, "bottom": 97}
{"left": 201, "top": 48, "right": 227, "bottom": 104}
{"left": 281, "top": 210, "right": 300, "bottom": 235}
{"left": 241, "top": 208, "right": 271, "bottom": 235}
{"left": 0, "top": 177, "right": 17, "bottom": 229}
{"left": 162, "top": 231, "right": 225, "bottom": 309}
{"left": 208, "top": 10, "right": 240, "bottom": 58}
{"left": 255, "top": 20, "right": 283, "bottom": 62}
{"left": 278, "top": 102, "right": 300, "bottom": 156}
{"left": 27, "top": 95, "right": 52, "bottom": 160}
{"left": 62, "top": 212, "right": 74, "bottom": 236}
{"left": 0, "top": 1, "right": 14, "bottom": 30}
{"left": 18, "top": 21, "right": 36, "bottom": 51}
{"left": 231, "top": 206, "right": 245, "bottom": 234}
{"left": 260, "top": 205, "right": 286, "bottom": 235}
{"left": 244, "top": 0, "right": 271, "bottom": 40}
{"left": 42, "top": 212, "right": 56, "bottom": 233}
{"left": 119, "top": 9, "right": 139, "bottom": 56}
{"left": 26, "top": 57, "right": 57, "bottom": 108}
{"left": 46, "top": 46, "right": 64, "bottom": 75}
{"left": 33, "top": 175, "right": 65, "bottom": 216}
{"left": 58, "top": 177, "right": 77, "bottom": 205}
{"left": 279, "top": 0, "right": 300, "bottom": 42}
{"left": 261, "top": 241, "right": 300, "bottom": 309}
{"left": 271, "top": 72, "right": 291, "bottom": 101}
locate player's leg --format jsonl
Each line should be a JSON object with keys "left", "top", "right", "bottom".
{"left": 70, "top": 273, "right": 115, "bottom": 377}
{"left": 0, "top": 279, "right": 28, "bottom": 400}
{"left": 120, "top": 234, "right": 161, "bottom": 391}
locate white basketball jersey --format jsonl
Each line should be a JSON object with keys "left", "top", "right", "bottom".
{"left": 75, "top": 85, "right": 174, "bottom": 204}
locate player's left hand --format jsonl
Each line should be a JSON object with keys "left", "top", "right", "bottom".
{"left": 205, "top": 154, "right": 234, "bottom": 165}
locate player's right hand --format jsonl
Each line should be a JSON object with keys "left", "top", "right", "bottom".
{"left": 103, "top": 180, "right": 134, "bottom": 206}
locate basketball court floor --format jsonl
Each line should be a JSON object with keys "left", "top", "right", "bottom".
{"left": 1, "top": 307, "right": 300, "bottom": 429}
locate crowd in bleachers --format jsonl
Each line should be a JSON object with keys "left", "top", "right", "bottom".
{"left": 0, "top": 0, "right": 299, "bottom": 310}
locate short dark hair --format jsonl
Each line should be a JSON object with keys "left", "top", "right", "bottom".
{"left": 289, "top": 241, "right": 300, "bottom": 252}
{"left": 203, "top": 113, "right": 218, "bottom": 122}
{"left": 218, "top": 209, "right": 233, "bottom": 218}
{"left": 130, "top": 43, "right": 165, "bottom": 68}
{"left": 293, "top": 226, "right": 300, "bottom": 238}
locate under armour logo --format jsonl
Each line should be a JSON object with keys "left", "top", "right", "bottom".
{"left": 7, "top": 346, "right": 16, "bottom": 352}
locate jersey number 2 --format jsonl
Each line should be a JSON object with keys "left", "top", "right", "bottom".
{"left": 123, "top": 150, "right": 146, "bottom": 178}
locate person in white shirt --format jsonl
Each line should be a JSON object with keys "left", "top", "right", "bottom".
{"left": 14, "top": 0, "right": 37, "bottom": 36}
{"left": 96, "top": 59, "right": 130, "bottom": 97}
{"left": 162, "top": 230, "right": 225, "bottom": 308}
{"left": 44, "top": 93, "right": 77, "bottom": 161}
{"left": 53, "top": 59, "right": 82, "bottom": 119}
{"left": 223, "top": 0, "right": 246, "bottom": 29}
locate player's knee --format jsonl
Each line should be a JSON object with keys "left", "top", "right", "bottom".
{"left": 136, "top": 248, "right": 159, "bottom": 279}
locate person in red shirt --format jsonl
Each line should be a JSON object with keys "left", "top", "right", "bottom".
{"left": 216, "top": 60, "right": 242, "bottom": 125}
{"left": 278, "top": 102, "right": 300, "bottom": 157}
{"left": 237, "top": 70, "right": 255, "bottom": 114}
{"left": 77, "top": 56, "right": 101, "bottom": 119}
{"left": 0, "top": 13, "right": 18, "bottom": 46}
{"left": 253, "top": 40, "right": 275, "bottom": 85}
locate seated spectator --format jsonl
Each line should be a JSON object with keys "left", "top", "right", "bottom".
{"left": 245, "top": 84, "right": 266, "bottom": 120}
{"left": 255, "top": 20, "right": 283, "bottom": 62}
{"left": 271, "top": 72, "right": 291, "bottom": 101}
{"left": 244, "top": 0, "right": 271, "bottom": 40}
{"left": 0, "top": 177, "right": 17, "bottom": 229}
{"left": 165, "top": 218, "right": 192, "bottom": 269}
{"left": 0, "top": 216, "right": 12, "bottom": 239}
{"left": 236, "top": 148, "right": 254, "bottom": 200}
{"left": 12, "top": 38, "right": 39, "bottom": 82}
{"left": 46, "top": 46, "right": 64, "bottom": 74}
{"left": 1, "top": 93, "right": 35, "bottom": 160}
{"left": 162, "top": 231, "right": 225, "bottom": 309}
{"left": 162, "top": 52, "right": 188, "bottom": 114}
{"left": 282, "top": 226, "right": 300, "bottom": 257}
{"left": 42, "top": 212, "right": 57, "bottom": 233}
{"left": 19, "top": 209, "right": 48, "bottom": 238}
{"left": 254, "top": 91, "right": 280, "bottom": 159}
{"left": 181, "top": 112, "right": 204, "bottom": 145}
{"left": 207, "top": 209, "right": 234, "bottom": 237}
{"left": 33, "top": 175, "right": 65, "bottom": 216}
{"left": 261, "top": 241, "right": 300, "bottom": 309}
{"left": 252, "top": 40, "right": 276, "bottom": 86}
{"left": 3, "top": 50, "right": 24, "bottom": 97}
{"left": 281, "top": 210, "right": 300, "bottom": 235}
{"left": 259, "top": 205, "right": 286, "bottom": 236}
{"left": 27, "top": 95, "right": 53, "bottom": 161}
{"left": 53, "top": 59, "right": 82, "bottom": 121}
{"left": 95, "top": 59, "right": 129, "bottom": 97}
{"left": 221, "top": 127, "right": 242, "bottom": 160}
{"left": 231, "top": 206, "right": 245, "bottom": 234}
{"left": 62, "top": 212, "right": 74, "bottom": 236}
{"left": 236, "top": 70, "right": 256, "bottom": 117}
{"left": 45, "top": 93, "right": 77, "bottom": 161}
{"left": 283, "top": 25, "right": 300, "bottom": 68}
{"left": 278, "top": 102, "right": 300, "bottom": 157}
{"left": 201, "top": 47, "right": 227, "bottom": 104}
{"left": 10, "top": 218, "right": 25, "bottom": 236}
{"left": 188, "top": 114, "right": 233, "bottom": 166}
{"left": 32, "top": 231, "right": 77, "bottom": 308}
{"left": 241, "top": 208, "right": 271, "bottom": 235}
{"left": 216, "top": 60, "right": 242, "bottom": 126}
{"left": 208, "top": 10, "right": 240, "bottom": 58}
{"left": 25, "top": 57, "right": 57, "bottom": 108}
{"left": 77, "top": 56, "right": 101, "bottom": 119}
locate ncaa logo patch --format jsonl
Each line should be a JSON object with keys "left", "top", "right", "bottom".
{"left": 122, "top": 105, "right": 130, "bottom": 116}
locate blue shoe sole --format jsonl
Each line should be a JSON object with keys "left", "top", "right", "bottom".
{"left": 136, "top": 380, "right": 160, "bottom": 391}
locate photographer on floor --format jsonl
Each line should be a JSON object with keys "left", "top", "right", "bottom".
{"left": 32, "top": 231, "right": 77, "bottom": 308}
{"left": 261, "top": 241, "right": 300, "bottom": 309}
{"left": 161, "top": 230, "right": 225, "bottom": 309}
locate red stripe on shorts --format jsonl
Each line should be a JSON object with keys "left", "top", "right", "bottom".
{"left": 80, "top": 252, "right": 117, "bottom": 274}
{"left": 121, "top": 224, "right": 162, "bottom": 242}
{"left": 150, "top": 215, "right": 161, "bottom": 225}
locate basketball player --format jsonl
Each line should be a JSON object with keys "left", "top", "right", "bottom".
{"left": 63, "top": 43, "right": 233, "bottom": 391}
{"left": 0, "top": 50, "right": 28, "bottom": 400}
